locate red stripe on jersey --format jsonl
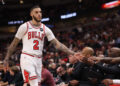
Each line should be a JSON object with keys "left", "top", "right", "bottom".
{"left": 29, "top": 21, "right": 41, "bottom": 29}
{"left": 24, "top": 70, "right": 29, "bottom": 83}
{"left": 43, "top": 24, "right": 45, "bottom": 34}
{"left": 24, "top": 22, "right": 29, "bottom": 36}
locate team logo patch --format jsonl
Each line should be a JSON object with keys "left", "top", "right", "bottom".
{"left": 40, "top": 28, "right": 43, "bottom": 31}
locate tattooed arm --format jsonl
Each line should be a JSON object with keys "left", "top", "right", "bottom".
{"left": 4, "top": 37, "right": 20, "bottom": 64}
{"left": 50, "top": 38, "right": 75, "bottom": 55}
{"left": 94, "top": 57, "right": 120, "bottom": 64}
{"left": 102, "top": 57, "right": 120, "bottom": 63}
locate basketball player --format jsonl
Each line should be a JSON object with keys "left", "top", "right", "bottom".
{"left": 4, "top": 5, "right": 75, "bottom": 86}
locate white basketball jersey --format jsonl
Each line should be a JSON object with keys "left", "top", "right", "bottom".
{"left": 15, "top": 21, "right": 55, "bottom": 56}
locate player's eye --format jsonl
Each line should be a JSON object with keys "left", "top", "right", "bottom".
{"left": 35, "top": 11, "right": 38, "bottom": 13}
{"left": 40, "top": 11, "right": 42, "bottom": 13}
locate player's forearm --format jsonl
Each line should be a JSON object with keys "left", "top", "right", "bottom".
{"left": 5, "top": 38, "right": 20, "bottom": 60}
{"left": 100, "top": 57, "right": 113, "bottom": 63}
{"left": 5, "top": 45, "right": 16, "bottom": 60}
{"left": 100, "top": 57, "right": 120, "bottom": 64}
{"left": 57, "top": 43, "right": 75, "bottom": 55}
{"left": 111, "top": 57, "right": 120, "bottom": 63}
{"left": 51, "top": 39, "right": 75, "bottom": 55}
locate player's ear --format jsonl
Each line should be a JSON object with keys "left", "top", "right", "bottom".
{"left": 30, "top": 11, "right": 33, "bottom": 17}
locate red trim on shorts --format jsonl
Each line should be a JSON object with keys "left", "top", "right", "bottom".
{"left": 37, "top": 57, "right": 41, "bottom": 58}
{"left": 22, "top": 52, "right": 34, "bottom": 57}
{"left": 29, "top": 76, "right": 37, "bottom": 80}
{"left": 24, "top": 22, "right": 29, "bottom": 36}
{"left": 22, "top": 52, "right": 41, "bottom": 58}
{"left": 24, "top": 70, "right": 29, "bottom": 83}
{"left": 29, "top": 21, "right": 41, "bottom": 29}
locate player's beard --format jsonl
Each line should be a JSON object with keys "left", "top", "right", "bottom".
{"left": 33, "top": 15, "right": 41, "bottom": 22}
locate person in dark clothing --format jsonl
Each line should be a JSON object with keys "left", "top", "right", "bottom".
{"left": 48, "top": 62, "right": 58, "bottom": 77}
{"left": 0, "top": 61, "right": 16, "bottom": 86}
{"left": 9, "top": 66, "right": 24, "bottom": 86}
{"left": 0, "top": 66, "right": 11, "bottom": 86}
{"left": 91, "top": 47, "right": 120, "bottom": 79}
{"left": 56, "top": 64, "right": 69, "bottom": 85}
{"left": 93, "top": 47, "right": 120, "bottom": 86}
{"left": 64, "top": 47, "right": 104, "bottom": 86}
{"left": 93, "top": 47, "right": 120, "bottom": 64}
{"left": 76, "top": 47, "right": 120, "bottom": 86}
{"left": 93, "top": 63, "right": 120, "bottom": 79}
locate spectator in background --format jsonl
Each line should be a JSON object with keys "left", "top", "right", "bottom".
{"left": 0, "top": 61, "right": 15, "bottom": 86}
{"left": 116, "top": 33, "right": 120, "bottom": 43}
{"left": 93, "top": 47, "right": 120, "bottom": 86}
{"left": 67, "top": 47, "right": 105, "bottom": 86}
{"left": 9, "top": 66, "right": 23, "bottom": 86}
{"left": 41, "top": 61, "right": 55, "bottom": 86}
{"left": 57, "top": 64, "right": 69, "bottom": 83}
{"left": 48, "top": 63, "right": 57, "bottom": 77}
{"left": 93, "top": 47, "right": 120, "bottom": 64}
{"left": 0, "top": 64, "right": 10, "bottom": 86}
{"left": 54, "top": 52, "right": 60, "bottom": 63}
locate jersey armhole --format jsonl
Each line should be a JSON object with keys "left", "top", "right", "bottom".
{"left": 24, "top": 22, "right": 29, "bottom": 36}
{"left": 43, "top": 24, "right": 46, "bottom": 35}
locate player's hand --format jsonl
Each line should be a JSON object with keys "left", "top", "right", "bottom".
{"left": 102, "top": 79, "right": 113, "bottom": 86}
{"left": 90, "top": 57, "right": 102, "bottom": 63}
{"left": 86, "top": 57, "right": 95, "bottom": 66}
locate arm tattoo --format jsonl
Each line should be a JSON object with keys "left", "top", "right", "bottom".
{"left": 101, "top": 57, "right": 120, "bottom": 63}
{"left": 100, "top": 57, "right": 113, "bottom": 63}
{"left": 51, "top": 39, "right": 75, "bottom": 55}
{"left": 5, "top": 37, "right": 20, "bottom": 60}
{"left": 112, "top": 57, "right": 120, "bottom": 63}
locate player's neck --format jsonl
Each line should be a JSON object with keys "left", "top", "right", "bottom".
{"left": 31, "top": 20, "right": 41, "bottom": 26}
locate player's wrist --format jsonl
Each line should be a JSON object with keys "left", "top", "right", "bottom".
{"left": 4, "top": 57, "right": 9, "bottom": 61}
{"left": 69, "top": 50, "right": 75, "bottom": 55}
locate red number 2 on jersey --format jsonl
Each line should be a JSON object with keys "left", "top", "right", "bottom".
{"left": 33, "top": 40, "right": 39, "bottom": 50}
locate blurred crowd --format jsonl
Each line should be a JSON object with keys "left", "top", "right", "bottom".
{"left": 0, "top": 16, "right": 120, "bottom": 86}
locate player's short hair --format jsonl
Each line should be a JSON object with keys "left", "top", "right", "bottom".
{"left": 30, "top": 5, "right": 41, "bottom": 13}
